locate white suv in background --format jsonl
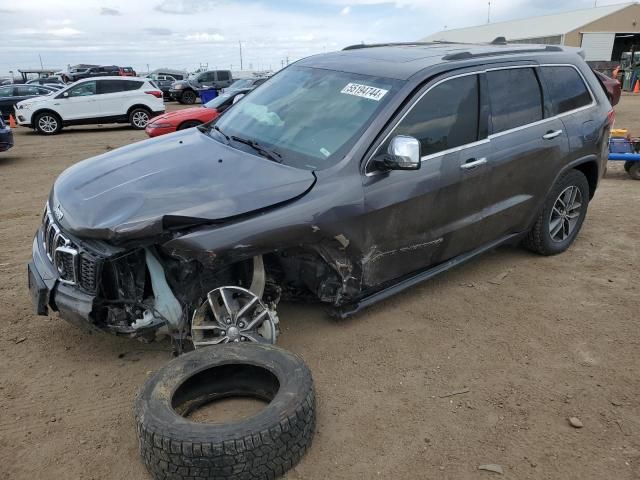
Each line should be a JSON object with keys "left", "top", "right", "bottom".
{"left": 15, "top": 77, "right": 165, "bottom": 135}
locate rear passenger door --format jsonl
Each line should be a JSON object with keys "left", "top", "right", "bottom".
{"left": 484, "top": 66, "right": 570, "bottom": 236}
{"left": 538, "top": 65, "right": 599, "bottom": 164}
{"left": 215, "top": 71, "right": 232, "bottom": 88}
{"left": 97, "top": 80, "right": 143, "bottom": 117}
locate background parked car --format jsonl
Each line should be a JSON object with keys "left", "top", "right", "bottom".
{"left": 169, "top": 70, "right": 234, "bottom": 104}
{"left": 26, "top": 76, "right": 65, "bottom": 86}
{"left": 146, "top": 74, "right": 176, "bottom": 99}
{"left": 145, "top": 87, "right": 252, "bottom": 137}
{"left": 594, "top": 70, "right": 621, "bottom": 106}
{"left": 0, "top": 116, "right": 14, "bottom": 152}
{"left": 221, "top": 77, "right": 269, "bottom": 93}
{"left": 0, "top": 84, "right": 56, "bottom": 119}
{"left": 69, "top": 65, "right": 120, "bottom": 82}
{"left": 119, "top": 67, "right": 137, "bottom": 77}
{"left": 14, "top": 77, "right": 165, "bottom": 134}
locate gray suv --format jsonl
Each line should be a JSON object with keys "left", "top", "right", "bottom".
{"left": 28, "top": 42, "right": 611, "bottom": 348}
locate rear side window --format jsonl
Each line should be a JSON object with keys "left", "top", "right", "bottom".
{"left": 217, "top": 71, "right": 230, "bottom": 81}
{"left": 542, "top": 66, "right": 592, "bottom": 115}
{"left": 487, "top": 68, "right": 543, "bottom": 134}
{"left": 15, "top": 86, "right": 40, "bottom": 96}
{"left": 122, "top": 80, "right": 143, "bottom": 91}
{"left": 0, "top": 86, "right": 13, "bottom": 97}
{"left": 388, "top": 75, "right": 480, "bottom": 156}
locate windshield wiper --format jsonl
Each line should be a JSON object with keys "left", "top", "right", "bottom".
{"left": 230, "top": 135, "right": 283, "bottom": 163}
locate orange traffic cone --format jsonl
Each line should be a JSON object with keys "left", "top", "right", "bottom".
{"left": 8, "top": 114, "right": 16, "bottom": 128}
{"left": 633, "top": 80, "right": 640, "bottom": 94}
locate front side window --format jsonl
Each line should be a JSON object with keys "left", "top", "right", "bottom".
{"left": 487, "top": 68, "right": 543, "bottom": 133}
{"left": 542, "top": 66, "right": 592, "bottom": 115}
{"left": 381, "top": 74, "right": 480, "bottom": 157}
{"left": 212, "top": 66, "right": 401, "bottom": 170}
{"left": 68, "top": 81, "right": 97, "bottom": 97}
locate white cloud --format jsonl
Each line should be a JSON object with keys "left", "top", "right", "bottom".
{"left": 44, "top": 18, "right": 73, "bottom": 26}
{"left": 184, "top": 32, "right": 225, "bottom": 42}
{"left": 48, "top": 27, "right": 82, "bottom": 37}
{"left": 341, "top": 6, "right": 351, "bottom": 15}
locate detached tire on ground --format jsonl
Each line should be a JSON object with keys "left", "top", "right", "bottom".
{"left": 134, "top": 344, "right": 315, "bottom": 480}
{"left": 628, "top": 162, "right": 640, "bottom": 180}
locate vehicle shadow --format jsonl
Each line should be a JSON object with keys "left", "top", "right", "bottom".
{"left": 0, "top": 154, "right": 21, "bottom": 166}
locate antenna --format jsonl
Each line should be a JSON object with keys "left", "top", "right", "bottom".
{"left": 239, "top": 40, "right": 243, "bottom": 70}
{"left": 487, "top": 1, "right": 491, "bottom": 24}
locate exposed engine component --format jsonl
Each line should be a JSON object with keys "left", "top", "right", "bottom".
{"left": 191, "top": 286, "right": 279, "bottom": 348}
{"left": 139, "top": 248, "right": 182, "bottom": 330}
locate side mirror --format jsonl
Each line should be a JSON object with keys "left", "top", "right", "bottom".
{"left": 233, "top": 93, "right": 245, "bottom": 104}
{"left": 375, "top": 135, "right": 421, "bottom": 171}
{"left": 62, "top": 92, "right": 69, "bottom": 98}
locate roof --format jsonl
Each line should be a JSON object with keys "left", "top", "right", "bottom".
{"left": 298, "top": 43, "right": 574, "bottom": 80}
{"left": 422, "top": 2, "right": 636, "bottom": 43}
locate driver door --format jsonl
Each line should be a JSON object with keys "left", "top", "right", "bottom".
{"left": 361, "top": 72, "right": 494, "bottom": 287}
{"left": 55, "top": 81, "right": 101, "bottom": 121}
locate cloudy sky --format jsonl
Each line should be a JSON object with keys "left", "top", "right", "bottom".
{"left": 0, "top": 0, "right": 627, "bottom": 76}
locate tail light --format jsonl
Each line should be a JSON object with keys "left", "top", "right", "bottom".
{"left": 607, "top": 109, "right": 616, "bottom": 128}
{"left": 145, "top": 90, "right": 163, "bottom": 98}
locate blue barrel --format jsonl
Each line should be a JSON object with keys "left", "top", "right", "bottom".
{"left": 199, "top": 88, "right": 218, "bottom": 104}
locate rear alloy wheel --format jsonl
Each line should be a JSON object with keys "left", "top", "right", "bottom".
{"left": 628, "top": 162, "right": 640, "bottom": 180}
{"left": 180, "top": 90, "right": 197, "bottom": 105}
{"left": 177, "top": 120, "right": 202, "bottom": 131}
{"left": 523, "top": 169, "right": 590, "bottom": 256}
{"left": 129, "top": 108, "right": 151, "bottom": 129}
{"left": 34, "top": 112, "right": 61, "bottom": 135}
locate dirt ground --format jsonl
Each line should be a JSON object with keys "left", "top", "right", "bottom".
{"left": 0, "top": 96, "right": 638, "bottom": 480}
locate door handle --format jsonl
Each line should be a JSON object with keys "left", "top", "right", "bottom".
{"left": 460, "top": 157, "right": 487, "bottom": 170}
{"left": 543, "top": 129, "right": 563, "bottom": 140}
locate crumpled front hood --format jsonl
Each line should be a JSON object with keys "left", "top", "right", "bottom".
{"left": 52, "top": 128, "right": 316, "bottom": 241}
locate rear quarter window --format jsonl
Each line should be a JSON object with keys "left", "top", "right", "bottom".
{"left": 487, "top": 68, "right": 543, "bottom": 134}
{"left": 541, "top": 66, "right": 593, "bottom": 115}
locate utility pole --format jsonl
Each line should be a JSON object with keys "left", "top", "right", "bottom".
{"left": 239, "top": 40, "right": 243, "bottom": 71}
{"left": 487, "top": 2, "right": 491, "bottom": 24}
{"left": 39, "top": 54, "right": 44, "bottom": 69}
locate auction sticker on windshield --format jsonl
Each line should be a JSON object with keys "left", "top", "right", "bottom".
{"left": 341, "top": 83, "right": 388, "bottom": 101}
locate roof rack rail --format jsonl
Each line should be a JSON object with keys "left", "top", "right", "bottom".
{"left": 342, "top": 41, "right": 460, "bottom": 51}
{"left": 443, "top": 45, "right": 563, "bottom": 61}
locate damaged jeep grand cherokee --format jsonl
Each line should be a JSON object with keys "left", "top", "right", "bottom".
{"left": 28, "top": 42, "right": 611, "bottom": 348}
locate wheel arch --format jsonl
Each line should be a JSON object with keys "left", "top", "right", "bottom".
{"left": 32, "top": 108, "right": 62, "bottom": 123}
{"left": 126, "top": 104, "right": 152, "bottom": 116}
{"left": 177, "top": 119, "right": 203, "bottom": 131}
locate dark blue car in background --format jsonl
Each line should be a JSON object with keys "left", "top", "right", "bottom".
{"left": 0, "top": 116, "right": 14, "bottom": 152}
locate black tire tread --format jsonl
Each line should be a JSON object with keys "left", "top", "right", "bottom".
{"left": 523, "top": 169, "right": 589, "bottom": 256}
{"left": 134, "top": 347, "right": 315, "bottom": 480}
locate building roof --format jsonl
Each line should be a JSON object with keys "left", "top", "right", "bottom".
{"left": 422, "top": 2, "right": 636, "bottom": 43}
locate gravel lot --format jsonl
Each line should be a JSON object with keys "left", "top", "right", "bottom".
{"left": 0, "top": 98, "right": 638, "bottom": 480}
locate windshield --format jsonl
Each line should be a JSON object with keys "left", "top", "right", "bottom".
{"left": 212, "top": 66, "right": 401, "bottom": 170}
{"left": 204, "top": 92, "right": 236, "bottom": 109}
{"left": 228, "top": 79, "right": 253, "bottom": 90}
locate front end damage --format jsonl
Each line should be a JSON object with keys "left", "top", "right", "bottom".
{"left": 29, "top": 203, "right": 356, "bottom": 349}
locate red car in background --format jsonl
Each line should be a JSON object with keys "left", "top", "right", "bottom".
{"left": 145, "top": 89, "right": 249, "bottom": 138}
{"left": 594, "top": 70, "right": 621, "bottom": 106}
{"left": 119, "top": 67, "right": 137, "bottom": 77}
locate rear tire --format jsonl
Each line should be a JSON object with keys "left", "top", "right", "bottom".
{"left": 129, "top": 108, "right": 151, "bottom": 129}
{"left": 624, "top": 160, "right": 633, "bottom": 172}
{"left": 523, "top": 169, "right": 590, "bottom": 256}
{"left": 180, "top": 90, "right": 197, "bottom": 105}
{"left": 628, "top": 162, "right": 640, "bottom": 180}
{"left": 34, "top": 112, "right": 62, "bottom": 135}
{"left": 177, "top": 120, "right": 202, "bottom": 131}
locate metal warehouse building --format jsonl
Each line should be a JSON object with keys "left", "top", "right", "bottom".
{"left": 422, "top": 2, "right": 640, "bottom": 62}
